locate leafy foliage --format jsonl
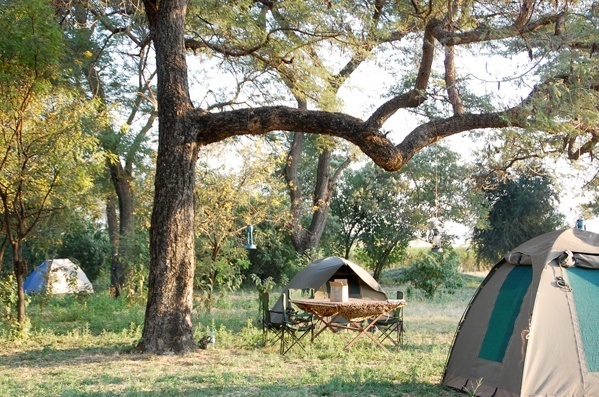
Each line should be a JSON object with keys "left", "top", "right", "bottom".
{"left": 0, "top": 274, "right": 29, "bottom": 337}
{"left": 399, "top": 249, "right": 464, "bottom": 299}
{"left": 354, "top": 165, "right": 417, "bottom": 280}
{"left": 331, "top": 144, "right": 481, "bottom": 279}
{"left": 194, "top": 141, "right": 288, "bottom": 310}
{"left": 0, "top": 0, "right": 64, "bottom": 84}
{"left": 472, "top": 170, "right": 565, "bottom": 265}
{"left": 244, "top": 223, "right": 299, "bottom": 284}
{"left": 118, "top": 230, "right": 151, "bottom": 303}
{"left": 406, "top": 144, "right": 485, "bottom": 237}
{"left": 56, "top": 222, "right": 110, "bottom": 282}
{"left": 0, "top": 0, "right": 101, "bottom": 328}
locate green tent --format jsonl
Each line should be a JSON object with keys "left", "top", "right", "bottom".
{"left": 443, "top": 228, "right": 599, "bottom": 396}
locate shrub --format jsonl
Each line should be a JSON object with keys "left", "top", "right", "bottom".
{"left": 0, "top": 274, "right": 30, "bottom": 337}
{"left": 399, "top": 249, "right": 463, "bottom": 298}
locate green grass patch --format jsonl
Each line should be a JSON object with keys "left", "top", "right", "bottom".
{"left": 0, "top": 272, "right": 485, "bottom": 396}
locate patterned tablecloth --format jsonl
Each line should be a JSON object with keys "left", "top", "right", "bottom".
{"left": 291, "top": 298, "right": 406, "bottom": 321}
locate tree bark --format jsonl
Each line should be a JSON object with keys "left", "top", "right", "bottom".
{"left": 13, "top": 253, "right": 26, "bottom": 326}
{"left": 284, "top": 133, "right": 351, "bottom": 254}
{"left": 137, "top": 0, "right": 198, "bottom": 354}
{"left": 106, "top": 198, "right": 123, "bottom": 297}
{"left": 0, "top": 235, "right": 8, "bottom": 273}
{"left": 109, "top": 162, "right": 135, "bottom": 236}
{"left": 284, "top": 132, "right": 305, "bottom": 251}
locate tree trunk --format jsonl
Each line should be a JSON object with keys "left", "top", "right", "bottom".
{"left": 0, "top": 235, "right": 8, "bottom": 273}
{"left": 284, "top": 132, "right": 305, "bottom": 251}
{"left": 12, "top": 243, "right": 26, "bottom": 327}
{"left": 284, "top": 133, "right": 350, "bottom": 254}
{"left": 137, "top": 0, "right": 198, "bottom": 354}
{"left": 305, "top": 149, "right": 335, "bottom": 247}
{"left": 107, "top": 160, "right": 135, "bottom": 296}
{"left": 106, "top": 198, "right": 123, "bottom": 297}
{"left": 109, "top": 161, "right": 135, "bottom": 236}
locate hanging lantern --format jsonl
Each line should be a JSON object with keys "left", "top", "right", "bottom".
{"left": 246, "top": 225, "right": 257, "bottom": 249}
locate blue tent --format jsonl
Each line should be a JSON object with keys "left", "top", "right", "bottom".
{"left": 24, "top": 259, "right": 94, "bottom": 294}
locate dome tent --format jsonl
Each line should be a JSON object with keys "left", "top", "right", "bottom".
{"left": 24, "top": 259, "right": 94, "bottom": 294}
{"left": 443, "top": 228, "right": 599, "bottom": 397}
{"left": 269, "top": 256, "right": 387, "bottom": 324}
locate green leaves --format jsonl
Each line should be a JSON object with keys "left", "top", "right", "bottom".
{"left": 0, "top": 0, "right": 64, "bottom": 82}
{"left": 472, "top": 170, "right": 565, "bottom": 265}
{"left": 399, "top": 249, "right": 463, "bottom": 299}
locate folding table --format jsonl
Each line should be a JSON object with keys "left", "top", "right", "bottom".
{"left": 290, "top": 298, "right": 406, "bottom": 353}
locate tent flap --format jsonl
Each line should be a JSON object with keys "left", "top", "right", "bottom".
{"left": 574, "top": 253, "right": 599, "bottom": 269}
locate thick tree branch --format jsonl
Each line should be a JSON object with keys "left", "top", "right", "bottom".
{"left": 430, "top": 13, "right": 561, "bottom": 46}
{"left": 444, "top": 46, "right": 464, "bottom": 115}
{"left": 570, "top": 41, "right": 599, "bottom": 56}
{"left": 566, "top": 130, "right": 599, "bottom": 160}
{"left": 443, "top": 3, "right": 465, "bottom": 116}
{"left": 191, "top": 100, "right": 526, "bottom": 172}
{"left": 365, "top": 20, "right": 435, "bottom": 129}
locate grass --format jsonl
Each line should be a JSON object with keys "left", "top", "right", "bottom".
{"left": 0, "top": 273, "right": 486, "bottom": 397}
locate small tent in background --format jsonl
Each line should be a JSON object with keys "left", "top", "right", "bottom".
{"left": 269, "top": 256, "right": 387, "bottom": 324}
{"left": 443, "top": 228, "right": 599, "bottom": 397}
{"left": 24, "top": 259, "right": 94, "bottom": 294}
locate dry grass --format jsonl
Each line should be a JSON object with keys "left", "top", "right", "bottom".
{"left": 0, "top": 274, "right": 484, "bottom": 397}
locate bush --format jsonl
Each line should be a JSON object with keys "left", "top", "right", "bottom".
{"left": 399, "top": 249, "right": 463, "bottom": 298}
{"left": 243, "top": 225, "right": 300, "bottom": 284}
{"left": 0, "top": 274, "right": 30, "bottom": 337}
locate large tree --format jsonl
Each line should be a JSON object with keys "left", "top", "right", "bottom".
{"left": 0, "top": 0, "right": 98, "bottom": 327}
{"left": 472, "top": 169, "right": 565, "bottom": 265}
{"left": 136, "top": 0, "right": 599, "bottom": 353}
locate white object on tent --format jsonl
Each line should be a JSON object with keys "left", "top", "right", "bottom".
{"left": 443, "top": 228, "right": 599, "bottom": 397}
{"left": 24, "top": 259, "right": 94, "bottom": 294}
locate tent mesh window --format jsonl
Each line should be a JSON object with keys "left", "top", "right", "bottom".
{"left": 567, "top": 267, "right": 599, "bottom": 372}
{"left": 478, "top": 265, "right": 533, "bottom": 363}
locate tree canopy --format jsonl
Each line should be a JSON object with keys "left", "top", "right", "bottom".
{"left": 472, "top": 169, "right": 565, "bottom": 265}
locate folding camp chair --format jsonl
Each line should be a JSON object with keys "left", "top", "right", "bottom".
{"left": 260, "top": 291, "right": 283, "bottom": 347}
{"left": 373, "top": 291, "right": 405, "bottom": 347}
{"left": 280, "top": 293, "right": 315, "bottom": 355}
{"left": 286, "top": 288, "right": 315, "bottom": 324}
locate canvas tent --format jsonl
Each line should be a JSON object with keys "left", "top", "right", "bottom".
{"left": 443, "top": 228, "right": 599, "bottom": 397}
{"left": 269, "top": 256, "right": 387, "bottom": 324}
{"left": 24, "top": 259, "right": 94, "bottom": 294}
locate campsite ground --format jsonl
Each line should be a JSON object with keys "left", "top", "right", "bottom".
{"left": 0, "top": 273, "right": 485, "bottom": 397}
